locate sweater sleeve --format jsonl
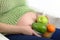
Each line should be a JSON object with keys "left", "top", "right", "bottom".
{"left": 0, "top": 6, "right": 35, "bottom": 25}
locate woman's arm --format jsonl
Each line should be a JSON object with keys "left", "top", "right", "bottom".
{"left": 0, "top": 23, "right": 40, "bottom": 37}
{"left": 0, "top": 23, "right": 22, "bottom": 34}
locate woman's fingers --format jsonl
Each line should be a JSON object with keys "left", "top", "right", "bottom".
{"left": 32, "top": 30, "right": 41, "bottom": 37}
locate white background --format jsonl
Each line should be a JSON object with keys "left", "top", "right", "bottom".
{"left": 26, "top": 0, "right": 60, "bottom": 18}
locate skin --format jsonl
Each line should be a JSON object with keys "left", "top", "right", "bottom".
{"left": 0, "top": 12, "right": 41, "bottom": 37}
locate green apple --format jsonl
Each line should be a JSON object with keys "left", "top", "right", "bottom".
{"left": 32, "top": 23, "right": 47, "bottom": 34}
{"left": 37, "top": 15, "right": 48, "bottom": 24}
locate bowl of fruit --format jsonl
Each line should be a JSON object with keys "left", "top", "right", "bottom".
{"left": 32, "top": 15, "right": 56, "bottom": 38}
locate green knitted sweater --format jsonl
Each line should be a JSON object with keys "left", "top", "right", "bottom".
{"left": 0, "top": 0, "right": 34, "bottom": 25}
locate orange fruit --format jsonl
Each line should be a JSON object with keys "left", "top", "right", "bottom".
{"left": 47, "top": 24, "right": 56, "bottom": 32}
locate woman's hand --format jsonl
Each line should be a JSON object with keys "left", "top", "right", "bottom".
{"left": 20, "top": 26, "right": 41, "bottom": 37}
